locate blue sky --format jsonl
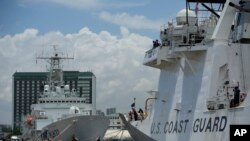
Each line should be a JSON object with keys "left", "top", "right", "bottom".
{"left": 0, "top": 0, "right": 186, "bottom": 124}
{"left": 0, "top": 0, "right": 185, "bottom": 38}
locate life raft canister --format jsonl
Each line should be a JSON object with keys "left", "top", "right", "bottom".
{"left": 240, "top": 92, "right": 247, "bottom": 103}
{"left": 26, "top": 114, "right": 33, "bottom": 126}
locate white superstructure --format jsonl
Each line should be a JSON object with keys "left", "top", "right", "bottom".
{"left": 121, "top": 0, "right": 250, "bottom": 141}
{"left": 22, "top": 47, "right": 109, "bottom": 140}
{"left": 28, "top": 48, "right": 94, "bottom": 130}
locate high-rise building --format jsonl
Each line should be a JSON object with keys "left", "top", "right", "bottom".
{"left": 96, "top": 110, "right": 105, "bottom": 116}
{"left": 12, "top": 71, "right": 96, "bottom": 128}
{"left": 106, "top": 113, "right": 123, "bottom": 130}
{"left": 106, "top": 107, "right": 116, "bottom": 116}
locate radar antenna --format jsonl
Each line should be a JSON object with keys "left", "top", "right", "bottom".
{"left": 36, "top": 45, "right": 74, "bottom": 88}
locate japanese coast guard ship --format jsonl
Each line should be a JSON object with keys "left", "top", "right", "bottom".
{"left": 120, "top": 0, "right": 250, "bottom": 140}
{"left": 22, "top": 48, "right": 109, "bottom": 141}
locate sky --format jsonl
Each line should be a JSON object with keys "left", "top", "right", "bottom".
{"left": 0, "top": 0, "right": 185, "bottom": 124}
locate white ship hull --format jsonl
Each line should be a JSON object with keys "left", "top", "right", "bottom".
{"left": 121, "top": 0, "right": 250, "bottom": 140}
{"left": 21, "top": 46, "right": 109, "bottom": 141}
{"left": 39, "top": 115, "right": 109, "bottom": 141}
{"left": 122, "top": 104, "right": 250, "bottom": 141}
{"left": 122, "top": 45, "right": 250, "bottom": 141}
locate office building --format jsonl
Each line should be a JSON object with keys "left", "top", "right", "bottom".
{"left": 106, "top": 107, "right": 116, "bottom": 116}
{"left": 96, "top": 110, "right": 105, "bottom": 116}
{"left": 12, "top": 71, "right": 96, "bottom": 128}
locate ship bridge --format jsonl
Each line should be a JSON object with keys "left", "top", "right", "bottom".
{"left": 143, "top": 0, "right": 228, "bottom": 69}
{"left": 143, "top": 45, "right": 209, "bottom": 69}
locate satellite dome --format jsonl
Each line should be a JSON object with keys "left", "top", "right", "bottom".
{"left": 176, "top": 9, "right": 197, "bottom": 25}
{"left": 64, "top": 85, "right": 70, "bottom": 91}
{"left": 69, "top": 106, "right": 81, "bottom": 114}
{"left": 177, "top": 9, "right": 196, "bottom": 17}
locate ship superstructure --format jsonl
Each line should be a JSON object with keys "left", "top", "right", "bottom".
{"left": 121, "top": 0, "right": 250, "bottom": 141}
{"left": 22, "top": 47, "right": 109, "bottom": 141}
{"left": 31, "top": 48, "right": 94, "bottom": 130}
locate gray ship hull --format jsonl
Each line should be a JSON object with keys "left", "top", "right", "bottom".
{"left": 40, "top": 115, "right": 109, "bottom": 141}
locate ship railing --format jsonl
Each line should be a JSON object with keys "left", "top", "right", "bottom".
{"left": 144, "top": 97, "right": 157, "bottom": 118}
{"left": 160, "top": 14, "right": 218, "bottom": 48}
{"left": 35, "top": 116, "right": 48, "bottom": 120}
{"left": 143, "top": 45, "right": 179, "bottom": 69}
{"left": 38, "top": 97, "right": 86, "bottom": 104}
{"left": 143, "top": 47, "right": 160, "bottom": 64}
{"left": 27, "top": 130, "right": 44, "bottom": 141}
{"left": 197, "top": 15, "right": 218, "bottom": 41}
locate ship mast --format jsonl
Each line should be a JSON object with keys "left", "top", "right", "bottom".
{"left": 36, "top": 46, "right": 74, "bottom": 88}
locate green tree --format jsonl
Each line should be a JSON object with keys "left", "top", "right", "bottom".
{"left": 12, "top": 127, "right": 22, "bottom": 135}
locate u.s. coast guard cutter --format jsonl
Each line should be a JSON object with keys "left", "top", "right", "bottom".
{"left": 120, "top": 0, "right": 250, "bottom": 140}
{"left": 22, "top": 48, "right": 109, "bottom": 141}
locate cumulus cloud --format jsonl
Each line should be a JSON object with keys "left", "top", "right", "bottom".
{"left": 0, "top": 27, "right": 159, "bottom": 124}
{"left": 46, "top": 0, "right": 101, "bottom": 9}
{"left": 19, "top": 0, "right": 100, "bottom": 9}
{"left": 99, "top": 11, "right": 164, "bottom": 30}
{"left": 21, "top": 0, "right": 146, "bottom": 10}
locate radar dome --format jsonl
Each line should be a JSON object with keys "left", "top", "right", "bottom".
{"left": 176, "top": 9, "right": 197, "bottom": 26}
{"left": 69, "top": 106, "right": 81, "bottom": 114}
{"left": 64, "top": 85, "right": 70, "bottom": 91}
